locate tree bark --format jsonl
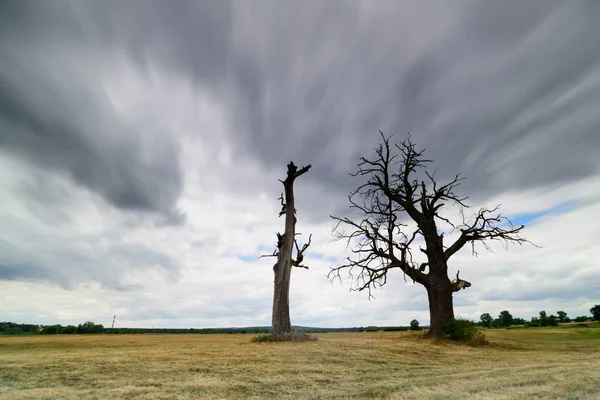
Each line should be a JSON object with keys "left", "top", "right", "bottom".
{"left": 426, "top": 274, "right": 454, "bottom": 336}
{"left": 272, "top": 260, "right": 293, "bottom": 333}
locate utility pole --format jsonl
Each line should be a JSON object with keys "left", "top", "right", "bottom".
{"left": 111, "top": 315, "right": 116, "bottom": 329}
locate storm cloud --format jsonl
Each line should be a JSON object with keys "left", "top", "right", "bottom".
{"left": 1, "top": 0, "right": 599, "bottom": 326}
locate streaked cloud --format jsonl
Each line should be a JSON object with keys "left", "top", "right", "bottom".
{"left": 0, "top": 0, "right": 598, "bottom": 327}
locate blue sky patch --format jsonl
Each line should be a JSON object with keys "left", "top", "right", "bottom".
{"left": 237, "top": 255, "right": 258, "bottom": 263}
{"left": 510, "top": 201, "right": 576, "bottom": 227}
{"left": 308, "top": 253, "right": 339, "bottom": 263}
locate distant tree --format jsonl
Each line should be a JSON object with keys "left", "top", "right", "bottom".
{"left": 329, "top": 134, "right": 530, "bottom": 337}
{"left": 40, "top": 325, "right": 59, "bottom": 334}
{"left": 77, "top": 321, "right": 103, "bottom": 334}
{"left": 479, "top": 313, "right": 493, "bottom": 328}
{"left": 262, "top": 162, "right": 312, "bottom": 335}
{"left": 498, "top": 310, "right": 513, "bottom": 327}
{"left": 491, "top": 318, "right": 503, "bottom": 328}
{"left": 410, "top": 319, "right": 421, "bottom": 331}
{"left": 359, "top": 326, "right": 365, "bottom": 332}
{"left": 556, "top": 311, "right": 569, "bottom": 323}
{"left": 537, "top": 311, "right": 558, "bottom": 327}
{"left": 512, "top": 317, "right": 526, "bottom": 325}
{"left": 366, "top": 326, "right": 379, "bottom": 332}
{"left": 240, "top": 329, "right": 247, "bottom": 334}
{"left": 61, "top": 325, "right": 77, "bottom": 334}
{"left": 590, "top": 305, "right": 600, "bottom": 322}
{"left": 539, "top": 311, "right": 549, "bottom": 326}
{"left": 574, "top": 316, "right": 589, "bottom": 323}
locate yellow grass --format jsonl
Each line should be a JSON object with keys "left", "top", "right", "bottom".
{"left": 1, "top": 326, "right": 599, "bottom": 399}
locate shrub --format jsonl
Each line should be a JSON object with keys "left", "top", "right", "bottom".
{"left": 441, "top": 318, "right": 487, "bottom": 346}
{"left": 240, "top": 329, "right": 247, "bottom": 334}
{"left": 366, "top": 326, "right": 379, "bottom": 332}
{"left": 77, "top": 321, "right": 104, "bottom": 334}
{"left": 250, "top": 330, "right": 318, "bottom": 343}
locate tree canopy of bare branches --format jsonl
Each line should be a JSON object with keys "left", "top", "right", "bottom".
{"left": 329, "top": 133, "right": 530, "bottom": 335}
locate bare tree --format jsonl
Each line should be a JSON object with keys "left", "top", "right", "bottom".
{"left": 262, "top": 161, "right": 312, "bottom": 334}
{"left": 329, "top": 133, "right": 530, "bottom": 336}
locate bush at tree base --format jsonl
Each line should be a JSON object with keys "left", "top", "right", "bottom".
{"left": 440, "top": 318, "right": 487, "bottom": 346}
{"left": 250, "top": 330, "right": 318, "bottom": 343}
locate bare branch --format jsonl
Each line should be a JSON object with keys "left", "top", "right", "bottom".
{"left": 292, "top": 233, "right": 312, "bottom": 269}
{"left": 259, "top": 253, "right": 278, "bottom": 259}
{"left": 278, "top": 193, "right": 286, "bottom": 217}
{"left": 444, "top": 206, "right": 533, "bottom": 260}
{"left": 451, "top": 270, "right": 472, "bottom": 292}
{"left": 328, "top": 134, "right": 437, "bottom": 297}
{"left": 260, "top": 232, "right": 285, "bottom": 258}
{"left": 285, "top": 161, "right": 312, "bottom": 183}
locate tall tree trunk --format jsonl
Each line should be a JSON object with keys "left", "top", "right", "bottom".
{"left": 271, "top": 162, "right": 311, "bottom": 335}
{"left": 426, "top": 274, "right": 454, "bottom": 336}
{"left": 422, "top": 228, "right": 455, "bottom": 336}
{"left": 272, "top": 179, "right": 295, "bottom": 334}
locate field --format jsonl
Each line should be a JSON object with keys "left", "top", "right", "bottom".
{"left": 1, "top": 325, "right": 599, "bottom": 400}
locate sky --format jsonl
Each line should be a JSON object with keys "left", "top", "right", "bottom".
{"left": 1, "top": 0, "right": 599, "bottom": 329}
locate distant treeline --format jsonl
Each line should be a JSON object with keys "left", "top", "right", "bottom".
{"left": 0, "top": 321, "right": 104, "bottom": 335}
{"left": 3, "top": 307, "right": 597, "bottom": 335}
{"left": 477, "top": 309, "right": 597, "bottom": 329}
{"left": 0, "top": 322, "right": 40, "bottom": 335}
{"left": 0, "top": 322, "right": 418, "bottom": 335}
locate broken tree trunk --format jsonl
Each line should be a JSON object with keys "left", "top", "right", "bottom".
{"left": 269, "top": 161, "right": 311, "bottom": 335}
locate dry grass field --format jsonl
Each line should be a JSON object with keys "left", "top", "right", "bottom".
{"left": 1, "top": 325, "right": 599, "bottom": 400}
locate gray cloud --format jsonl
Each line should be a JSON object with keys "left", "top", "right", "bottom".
{"left": 1, "top": 0, "right": 600, "bottom": 325}
{"left": 0, "top": 2, "right": 183, "bottom": 218}
{"left": 2, "top": 1, "right": 599, "bottom": 209}
{"left": 0, "top": 237, "right": 177, "bottom": 290}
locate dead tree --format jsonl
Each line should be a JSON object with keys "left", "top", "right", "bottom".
{"left": 262, "top": 161, "right": 312, "bottom": 334}
{"left": 329, "top": 133, "right": 531, "bottom": 336}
